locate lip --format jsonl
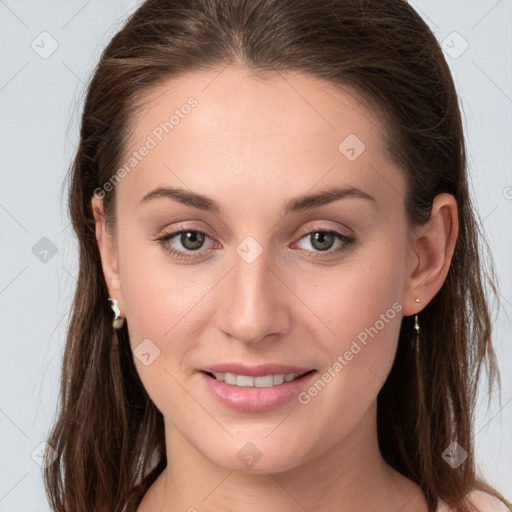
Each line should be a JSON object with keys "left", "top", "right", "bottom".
{"left": 199, "top": 369, "right": 318, "bottom": 412}
{"left": 200, "top": 363, "right": 314, "bottom": 377}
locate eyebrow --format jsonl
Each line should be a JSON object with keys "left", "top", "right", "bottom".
{"left": 140, "top": 185, "right": 375, "bottom": 214}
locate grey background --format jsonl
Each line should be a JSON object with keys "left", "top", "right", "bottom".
{"left": 0, "top": 1, "right": 511, "bottom": 509}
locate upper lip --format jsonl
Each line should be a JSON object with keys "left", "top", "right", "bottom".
{"left": 201, "top": 363, "right": 315, "bottom": 377}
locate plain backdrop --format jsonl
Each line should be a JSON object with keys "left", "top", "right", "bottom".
{"left": 0, "top": 1, "right": 511, "bottom": 510}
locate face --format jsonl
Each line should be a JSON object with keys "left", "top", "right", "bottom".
{"left": 97, "top": 65, "right": 421, "bottom": 474}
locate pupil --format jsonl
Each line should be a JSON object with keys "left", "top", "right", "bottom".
{"left": 182, "top": 231, "right": 204, "bottom": 250}
{"left": 312, "top": 232, "right": 334, "bottom": 251}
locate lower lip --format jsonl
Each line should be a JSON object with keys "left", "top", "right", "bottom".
{"left": 200, "top": 371, "right": 317, "bottom": 412}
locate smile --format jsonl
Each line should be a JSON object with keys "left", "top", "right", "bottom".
{"left": 200, "top": 370, "right": 318, "bottom": 412}
{"left": 204, "top": 371, "right": 313, "bottom": 387}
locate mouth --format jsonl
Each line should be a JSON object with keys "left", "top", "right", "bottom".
{"left": 201, "top": 369, "right": 316, "bottom": 388}
{"left": 200, "top": 368, "right": 319, "bottom": 412}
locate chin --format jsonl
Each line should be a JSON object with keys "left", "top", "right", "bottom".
{"left": 202, "top": 440, "right": 308, "bottom": 476}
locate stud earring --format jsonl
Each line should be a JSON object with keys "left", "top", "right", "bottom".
{"left": 108, "top": 297, "right": 125, "bottom": 330}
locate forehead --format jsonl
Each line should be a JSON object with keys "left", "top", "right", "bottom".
{"left": 132, "top": 64, "right": 384, "bottom": 145}
{"left": 118, "top": 64, "right": 402, "bottom": 210}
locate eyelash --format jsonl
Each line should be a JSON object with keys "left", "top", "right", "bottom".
{"left": 155, "top": 225, "right": 355, "bottom": 261}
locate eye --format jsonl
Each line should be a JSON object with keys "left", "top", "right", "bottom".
{"left": 156, "top": 228, "right": 217, "bottom": 260}
{"left": 293, "top": 227, "right": 355, "bottom": 258}
{"left": 155, "top": 225, "right": 355, "bottom": 261}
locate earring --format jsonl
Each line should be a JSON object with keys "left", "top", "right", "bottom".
{"left": 413, "top": 298, "right": 420, "bottom": 352}
{"left": 108, "top": 297, "right": 125, "bottom": 330}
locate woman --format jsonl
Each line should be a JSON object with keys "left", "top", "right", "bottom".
{"left": 43, "top": 0, "right": 511, "bottom": 511}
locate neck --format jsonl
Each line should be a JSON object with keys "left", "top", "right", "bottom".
{"left": 148, "top": 400, "right": 426, "bottom": 512}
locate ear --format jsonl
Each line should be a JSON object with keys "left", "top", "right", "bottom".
{"left": 402, "top": 193, "right": 459, "bottom": 316}
{"left": 91, "top": 195, "right": 125, "bottom": 317}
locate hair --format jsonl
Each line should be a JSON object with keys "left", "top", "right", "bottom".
{"left": 43, "top": 1, "right": 508, "bottom": 511}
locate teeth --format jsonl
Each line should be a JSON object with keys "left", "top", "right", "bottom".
{"left": 212, "top": 372, "right": 301, "bottom": 387}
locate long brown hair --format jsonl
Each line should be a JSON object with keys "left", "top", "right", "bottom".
{"left": 43, "top": 1, "right": 508, "bottom": 511}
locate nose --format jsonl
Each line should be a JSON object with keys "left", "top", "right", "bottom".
{"left": 215, "top": 246, "right": 292, "bottom": 344}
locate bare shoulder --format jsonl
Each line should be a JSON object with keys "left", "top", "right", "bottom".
{"left": 437, "top": 490, "right": 511, "bottom": 512}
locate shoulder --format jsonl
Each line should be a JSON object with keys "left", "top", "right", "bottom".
{"left": 437, "top": 490, "right": 511, "bottom": 512}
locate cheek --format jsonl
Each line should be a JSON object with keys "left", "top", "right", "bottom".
{"left": 287, "top": 256, "right": 405, "bottom": 449}
{"left": 117, "top": 250, "right": 201, "bottom": 415}
{"left": 294, "top": 236, "right": 405, "bottom": 343}
{"left": 117, "top": 227, "right": 200, "bottom": 339}
{"left": 116, "top": 235, "right": 218, "bottom": 392}
{"left": 290, "top": 237, "right": 406, "bottom": 396}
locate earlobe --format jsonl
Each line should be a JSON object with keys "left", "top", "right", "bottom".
{"left": 91, "top": 196, "right": 125, "bottom": 317}
{"left": 402, "top": 193, "right": 459, "bottom": 316}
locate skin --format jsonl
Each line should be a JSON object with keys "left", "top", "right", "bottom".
{"left": 92, "top": 64, "right": 458, "bottom": 512}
